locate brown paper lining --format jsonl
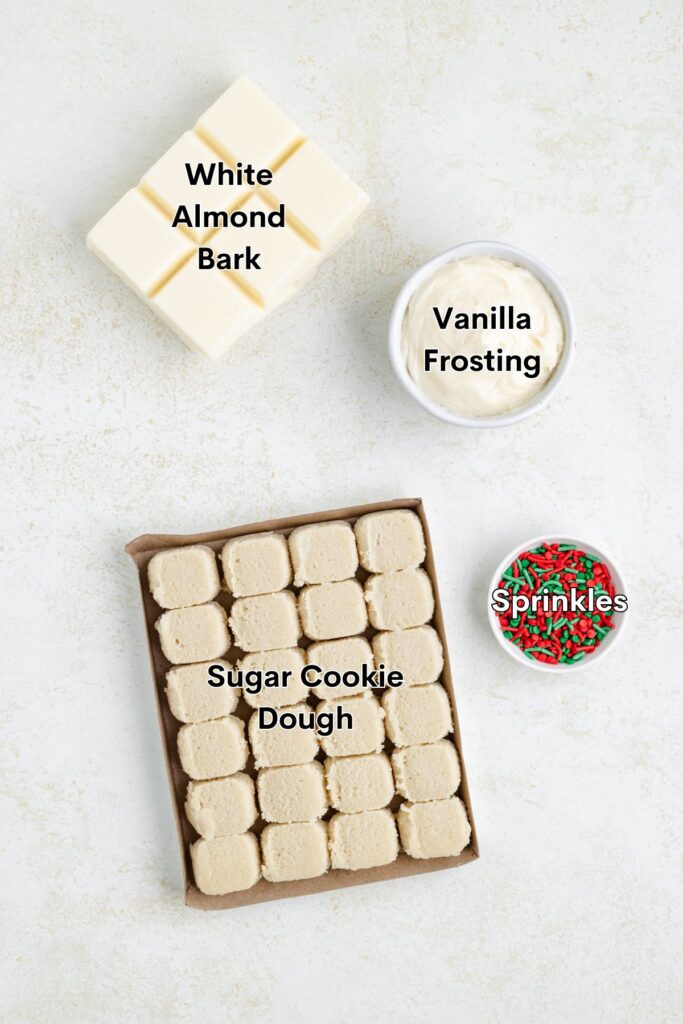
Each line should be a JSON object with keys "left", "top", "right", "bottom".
{"left": 126, "top": 497, "right": 479, "bottom": 909}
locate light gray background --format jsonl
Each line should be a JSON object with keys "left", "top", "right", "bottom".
{"left": 2, "top": 2, "right": 681, "bottom": 1021}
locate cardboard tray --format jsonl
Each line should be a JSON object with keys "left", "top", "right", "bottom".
{"left": 126, "top": 497, "right": 479, "bottom": 909}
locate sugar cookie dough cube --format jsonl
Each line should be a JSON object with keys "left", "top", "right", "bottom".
{"left": 148, "top": 544, "right": 220, "bottom": 609}
{"left": 150, "top": 257, "right": 263, "bottom": 360}
{"left": 354, "top": 510, "right": 426, "bottom": 573}
{"left": 248, "top": 703, "right": 318, "bottom": 768}
{"left": 257, "top": 762, "right": 327, "bottom": 823}
{"left": 265, "top": 140, "right": 369, "bottom": 252}
{"left": 156, "top": 602, "right": 230, "bottom": 665}
{"left": 213, "top": 194, "right": 318, "bottom": 308}
{"left": 329, "top": 808, "right": 399, "bottom": 871}
{"left": 392, "top": 740, "right": 461, "bottom": 802}
{"left": 185, "top": 773, "right": 257, "bottom": 839}
{"left": 397, "top": 796, "right": 471, "bottom": 859}
{"left": 166, "top": 660, "right": 238, "bottom": 723}
{"left": 318, "top": 695, "right": 384, "bottom": 757}
{"left": 325, "top": 753, "right": 394, "bottom": 813}
{"left": 190, "top": 832, "right": 261, "bottom": 895}
{"left": 372, "top": 625, "right": 443, "bottom": 686}
{"left": 306, "top": 636, "right": 374, "bottom": 697}
{"left": 86, "top": 188, "right": 194, "bottom": 298}
{"left": 383, "top": 684, "right": 452, "bottom": 747}
{"left": 364, "top": 569, "right": 434, "bottom": 631}
{"left": 196, "top": 76, "right": 304, "bottom": 169}
{"left": 288, "top": 521, "right": 359, "bottom": 586}
{"left": 141, "top": 131, "right": 251, "bottom": 242}
{"left": 299, "top": 580, "right": 367, "bottom": 641}
{"left": 261, "top": 821, "right": 329, "bottom": 882}
{"left": 177, "top": 716, "right": 247, "bottom": 780}
{"left": 229, "top": 591, "right": 301, "bottom": 652}
{"left": 221, "top": 532, "right": 292, "bottom": 598}
{"left": 239, "top": 648, "right": 308, "bottom": 709}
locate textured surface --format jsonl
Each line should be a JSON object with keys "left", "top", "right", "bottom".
{"left": 1, "top": 1, "right": 682, "bottom": 1022}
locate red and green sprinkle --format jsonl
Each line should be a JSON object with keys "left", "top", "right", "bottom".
{"left": 495, "top": 542, "right": 617, "bottom": 665}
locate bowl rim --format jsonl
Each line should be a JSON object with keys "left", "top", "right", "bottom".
{"left": 388, "top": 240, "right": 575, "bottom": 428}
{"left": 486, "top": 534, "right": 628, "bottom": 673}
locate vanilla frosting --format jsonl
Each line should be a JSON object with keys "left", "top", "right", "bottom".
{"left": 401, "top": 255, "right": 564, "bottom": 417}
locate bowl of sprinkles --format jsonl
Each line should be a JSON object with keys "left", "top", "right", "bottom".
{"left": 488, "top": 536, "right": 628, "bottom": 672}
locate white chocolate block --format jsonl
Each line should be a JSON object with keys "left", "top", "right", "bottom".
{"left": 212, "top": 194, "right": 318, "bottom": 308}
{"left": 257, "top": 762, "right": 327, "bottom": 823}
{"left": 191, "top": 833, "right": 260, "bottom": 894}
{"left": 221, "top": 532, "right": 291, "bottom": 598}
{"left": 329, "top": 808, "right": 399, "bottom": 871}
{"left": 156, "top": 602, "right": 230, "bottom": 665}
{"left": 239, "top": 648, "right": 308, "bottom": 709}
{"left": 248, "top": 703, "right": 318, "bottom": 768}
{"left": 397, "top": 796, "right": 471, "bottom": 859}
{"left": 325, "top": 753, "right": 394, "bottom": 813}
{"left": 354, "top": 510, "right": 426, "bottom": 573}
{"left": 383, "top": 684, "right": 452, "bottom": 747}
{"left": 87, "top": 188, "right": 194, "bottom": 298}
{"left": 364, "top": 569, "right": 434, "bottom": 631}
{"left": 261, "top": 821, "right": 329, "bottom": 882}
{"left": 166, "top": 660, "right": 238, "bottom": 723}
{"left": 392, "top": 740, "right": 461, "bottom": 802}
{"left": 265, "top": 140, "right": 369, "bottom": 251}
{"left": 372, "top": 625, "right": 443, "bottom": 686}
{"left": 298, "top": 580, "right": 367, "bottom": 641}
{"left": 306, "top": 636, "right": 374, "bottom": 697}
{"left": 196, "top": 76, "right": 304, "bottom": 169}
{"left": 148, "top": 544, "right": 220, "bottom": 609}
{"left": 150, "top": 258, "right": 263, "bottom": 360}
{"left": 185, "top": 773, "right": 257, "bottom": 839}
{"left": 318, "top": 694, "right": 384, "bottom": 757}
{"left": 229, "top": 591, "right": 301, "bottom": 652}
{"left": 177, "top": 716, "right": 248, "bottom": 780}
{"left": 141, "top": 132, "right": 251, "bottom": 242}
{"left": 288, "top": 521, "right": 359, "bottom": 587}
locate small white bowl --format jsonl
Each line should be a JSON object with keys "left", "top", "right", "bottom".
{"left": 486, "top": 535, "right": 627, "bottom": 673}
{"left": 388, "top": 240, "right": 575, "bottom": 428}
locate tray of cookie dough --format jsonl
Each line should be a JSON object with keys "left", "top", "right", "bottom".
{"left": 126, "top": 498, "right": 478, "bottom": 909}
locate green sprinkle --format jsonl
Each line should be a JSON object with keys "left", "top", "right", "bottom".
{"left": 553, "top": 618, "right": 567, "bottom": 631}
{"left": 572, "top": 634, "right": 581, "bottom": 643}
{"left": 558, "top": 544, "right": 574, "bottom": 551}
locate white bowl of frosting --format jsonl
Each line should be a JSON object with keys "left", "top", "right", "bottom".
{"left": 389, "top": 241, "right": 574, "bottom": 427}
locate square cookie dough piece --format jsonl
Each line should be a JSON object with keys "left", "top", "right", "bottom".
{"left": 196, "top": 76, "right": 304, "bottom": 170}
{"left": 397, "top": 796, "right": 471, "bottom": 859}
{"left": 185, "top": 773, "right": 257, "bottom": 839}
{"left": 391, "top": 740, "right": 461, "bottom": 802}
{"left": 382, "top": 684, "right": 452, "bottom": 747}
{"left": 318, "top": 695, "right": 384, "bottom": 757}
{"left": 141, "top": 131, "right": 251, "bottom": 242}
{"left": 239, "top": 648, "right": 308, "bottom": 709}
{"left": 248, "top": 703, "right": 318, "bottom": 768}
{"left": 86, "top": 188, "right": 194, "bottom": 298}
{"left": 156, "top": 602, "right": 230, "bottom": 665}
{"left": 191, "top": 832, "right": 261, "bottom": 895}
{"left": 229, "top": 591, "right": 301, "bottom": 652}
{"left": 177, "top": 716, "right": 248, "bottom": 780}
{"left": 288, "top": 521, "right": 359, "bottom": 587}
{"left": 372, "top": 625, "right": 443, "bottom": 686}
{"left": 221, "top": 532, "right": 292, "bottom": 598}
{"left": 364, "top": 569, "right": 434, "bottom": 631}
{"left": 354, "top": 510, "right": 426, "bottom": 573}
{"left": 257, "top": 762, "right": 327, "bottom": 823}
{"left": 150, "top": 257, "right": 263, "bottom": 360}
{"left": 261, "top": 821, "right": 329, "bottom": 882}
{"left": 325, "top": 752, "right": 394, "bottom": 813}
{"left": 306, "top": 636, "right": 374, "bottom": 698}
{"left": 148, "top": 544, "right": 220, "bottom": 609}
{"left": 264, "top": 140, "right": 369, "bottom": 252}
{"left": 166, "top": 660, "right": 238, "bottom": 723}
{"left": 329, "top": 808, "right": 399, "bottom": 871}
{"left": 299, "top": 580, "right": 367, "bottom": 641}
